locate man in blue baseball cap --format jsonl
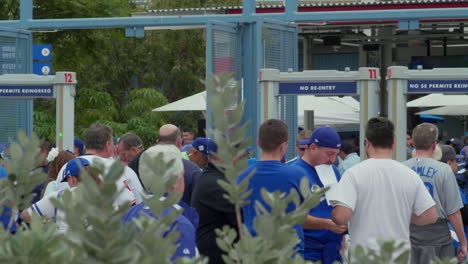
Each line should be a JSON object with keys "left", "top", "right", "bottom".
{"left": 187, "top": 137, "right": 217, "bottom": 168}
{"left": 289, "top": 126, "right": 346, "bottom": 264}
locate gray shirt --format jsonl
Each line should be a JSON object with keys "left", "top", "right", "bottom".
{"left": 403, "top": 157, "right": 463, "bottom": 219}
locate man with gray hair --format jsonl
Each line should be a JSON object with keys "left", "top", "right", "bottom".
{"left": 124, "top": 144, "right": 198, "bottom": 261}
{"left": 403, "top": 123, "right": 467, "bottom": 263}
{"left": 116, "top": 133, "right": 144, "bottom": 165}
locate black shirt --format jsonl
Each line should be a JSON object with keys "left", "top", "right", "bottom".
{"left": 191, "top": 163, "right": 238, "bottom": 264}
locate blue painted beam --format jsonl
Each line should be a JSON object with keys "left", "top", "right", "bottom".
{"left": 1, "top": 8, "right": 468, "bottom": 30}
{"left": 243, "top": 0, "right": 255, "bottom": 17}
{"left": 20, "top": 0, "right": 33, "bottom": 22}
{"left": 285, "top": 0, "right": 298, "bottom": 15}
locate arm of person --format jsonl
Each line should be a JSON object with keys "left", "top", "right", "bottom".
{"left": 332, "top": 203, "right": 353, "bottom": 226}
{"left": 20, "top": 210, "right": 31, "bottom": 222}
{"left": 20, "top": 192, "right": 57, "bottom": 222}
{"left": 303, "top": 214, "right": 347, "bottom": 234}
{"left": 447, "top": 211, "right": 468, "bottom": 262}
{"left": 411, "top": 206, "right": 438, "bottom": 225}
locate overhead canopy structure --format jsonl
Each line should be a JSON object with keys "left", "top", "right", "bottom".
{"left": 153, "top": 91, "right": 360, "bottom": 126}
{"left": 407, "top": 94, "right": 468, "bottom": 107}
{"left": 416, "top": 105, "right": 468, "bottom": 116}
{"left": 153, "top": 91, "right": 206, "bottom": 112}
{"left": 298, "top": 95, "right": 359, "bottom": 113}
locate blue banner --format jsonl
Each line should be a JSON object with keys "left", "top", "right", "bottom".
{"left": 279, "top": 81, "right": 357, "bottom": 95}
{"left": 408, "top": 80, "right": 468, "bottom": 93}
{"left": 0, "top": 85, "right": 54, "bottom": 97}
{"left": 33, "top": 62, "right": 52, "bottom": 75}
{"left": 33, "top": 44, "right": 52, "bottom": 60}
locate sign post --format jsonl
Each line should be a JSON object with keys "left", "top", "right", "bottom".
{"left": 259, "top": 67, "right": 380, "bottom": 159}
{"left": 387, "top": 66, "right": 468, "bottom": 161}
{"left": 0, "top": 72, "right": 77, "bottom": 151}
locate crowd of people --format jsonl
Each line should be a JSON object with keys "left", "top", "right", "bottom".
{"left": 0, "top": 119, "right": 467, "bottom": 264}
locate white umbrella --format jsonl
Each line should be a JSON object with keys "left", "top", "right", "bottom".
{"left": 416, "top": 105, "right": 468, "bottom": 116}
{"left": 153, "top": 92, "right": 361, "bottom": 113}
{"left": 152, "top": 91, "right": 206, "bottom": 112}
{"left": 407, "top": 94, "right": 468, "bottom": 107}
{"left": 298, "top": 95, "right": 360, "bottom": 113}
{"left": 299, "top": 112, "right": 360, "bottom": 127}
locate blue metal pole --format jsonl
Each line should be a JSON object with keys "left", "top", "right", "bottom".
{"left": 19, "top": 0, "right": 33, "bottom": 22}
{"left": 285, "top": 0, "right": 298, "bottom": 17}
{"left": 205, "top": 22, "right": 214, "bottom": 137}
{"left": 243, "top": 0, "right": 255, "bottom": 17}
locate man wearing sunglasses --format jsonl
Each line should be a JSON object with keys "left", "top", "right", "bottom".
{"left": 287, "top": 129, "right": 312, "bottom": 164}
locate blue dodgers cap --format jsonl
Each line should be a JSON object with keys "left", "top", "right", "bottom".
{"left": 74, "top": 138, "right": 85, "bottom": 155}
{"left": 61, "top": 158, "right": 90, "bottom": 182}
{"left": 299, "top": 126, "right": 341, "bottom": 149}
{"left": 191, "top": 137, "right": 218, "bottom": 157}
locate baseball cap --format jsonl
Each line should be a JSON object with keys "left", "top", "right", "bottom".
{"left": 191, "top": 137, "right": 218, "bottom": 157}
{"left": 74, "top": 138, "right": 85, "bottom": 155}
{"left": 440, "top": 145, "right": 457, "bottom": 163}
{"left": 299, "top": 126, "right": 341, "bottom": 149}
{"left": 450, "top": 138, "right": 463, "bottom": 148}
{"left": 61, "top": 158, "right": 90, "bottom": 182}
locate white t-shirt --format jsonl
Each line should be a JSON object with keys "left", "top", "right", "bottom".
{"left": 55, "top": 155, "right": 145, "bottom": 206}
{"left": 329, "top": 158, "right": 436, "bottom": 251}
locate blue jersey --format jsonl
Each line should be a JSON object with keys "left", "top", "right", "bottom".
{"left": 0, "top": 166, "right": 7, "bottom": 179}
{"left": 0, "top": 167, "right": 17, "bottom": 233}
{"left": 289, "top": 158, "right": 343, "bottom": 262}
{"left": 123, "top": 202, "right": 198, "bottom": 262}
{"left": 238, "top": 160, "right": 307, "bottom": 254}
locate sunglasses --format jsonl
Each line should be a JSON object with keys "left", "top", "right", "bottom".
{"left": 298, "top": 147, "right": 307, "bottom": 151}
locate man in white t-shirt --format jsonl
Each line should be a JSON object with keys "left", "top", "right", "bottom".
{"left": 55, "top": 124, "right": 145, "bottom": 206}
{"left": 329, "top": 117, "right": 438, "bottom": 256}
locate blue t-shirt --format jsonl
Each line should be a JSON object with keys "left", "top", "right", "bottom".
{"left": 0, "top": 167, "right": 17, "bottom": 233}
{"left": 0, "top": 166, "right": 7, "bottom": 179}
{"left": 289, "top": 158, "right": 343, "bottom": 261}
{"left": 238, "top": 160, "right": 307, "bottom": 254}
{"left": 123, "top": 202, "right": 198, "bottom": 262}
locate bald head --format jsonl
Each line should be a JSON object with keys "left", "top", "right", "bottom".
{"left": 158, "top": 124, "right": 182, "bottom": 148}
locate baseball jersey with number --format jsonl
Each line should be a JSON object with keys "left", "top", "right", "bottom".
{"left": 403, "top": 157, "right": 463, "bottom": 219}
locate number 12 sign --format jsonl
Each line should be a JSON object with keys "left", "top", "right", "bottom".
{"left": 60, "top": 72, "right": 76, "bottom": 84}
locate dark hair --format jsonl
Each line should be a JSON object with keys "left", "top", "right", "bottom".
{"left": 84, "top": 124, "right": 113, "bottom": 152}
{"left": 118, "top": 133, "right": 143, "bottom": 150}
{"left": 340, "top": 140, "right": 355, "bottom": 154}
{"left": 40, "top": 139, "right": 53, "bottom": 152}
{"left": 159, "top": 127, "right": 181, "bottom": 145}
{"left": 258, "top": 119, "right": 288, "bottom": 152}
{"left": 365, "top": 117, "right": 394, "bottom": 149}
